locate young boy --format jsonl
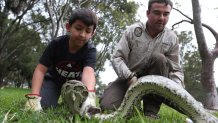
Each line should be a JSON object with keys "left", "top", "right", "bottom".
{"left": 25, "top": 8, "right": 100, "bottom": 116}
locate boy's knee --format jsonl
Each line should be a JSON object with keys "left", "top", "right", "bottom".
{"left": 41, "top": 98, "right": 58, "bottom": 109}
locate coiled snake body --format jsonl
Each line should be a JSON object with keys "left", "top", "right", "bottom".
{"left": 62, "top": 75, "right": 218, "bottom": 123}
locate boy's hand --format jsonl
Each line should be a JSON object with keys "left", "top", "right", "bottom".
{"left": 24, "top": 94, "right": 42, "bottom": 111}
{"left": 80, "top": 91, "right": 101, "bottom": 118}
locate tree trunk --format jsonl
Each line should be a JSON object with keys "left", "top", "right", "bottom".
{"left": 191, "top": 0, "right": 218, "bottom": 110}
{"left": 202, "top": 58, "right": 218, "bottom": 109}
{"left": 0, "top": 76, "right": 4, "bottom": 88}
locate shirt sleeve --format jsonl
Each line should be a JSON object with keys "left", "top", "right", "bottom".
{"left": 39, "top": 41, "right": 55, "bottom": 67}
{"left": 166, "top": 37, "right": 185, "bottom": 88}
{"left": 112, "top": 28, "right": 133, "bottom": 79}
{"left": 84, "top": 46, "right": 97, "bottom": 69}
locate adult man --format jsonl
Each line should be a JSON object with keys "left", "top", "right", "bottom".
{"left": 100, "top": 0, "right": 184, "bottom": 119}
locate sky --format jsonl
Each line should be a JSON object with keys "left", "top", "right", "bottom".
{"left": 99, "top": 0, "right": 218, "bottom": 85}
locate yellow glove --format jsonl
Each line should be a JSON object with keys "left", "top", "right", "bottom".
{"left": 24, "top": 94, "right": 42, "bottom": 111}
{"left": 79, "top": 91, "right": 101, "bottom": 118}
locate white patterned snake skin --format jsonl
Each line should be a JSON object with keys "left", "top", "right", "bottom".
{"left": 63, "top": 75, "right": 218, "bottom": 123}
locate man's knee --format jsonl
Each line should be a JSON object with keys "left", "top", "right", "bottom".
{"left": 99, "top": 79, "right": 128, "bottom": 111}
{"left": 150, "top": 52, "right": 167, "bottom": 64}
{"left": 100, "top": 96, "right": 122, "bottom": 111}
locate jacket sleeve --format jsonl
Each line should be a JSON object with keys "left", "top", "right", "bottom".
{"left": 166, "top": 37, "right": 185, "bottom": 88}
{"left": 111, "top": 29, "right": 133, "bottom": 80}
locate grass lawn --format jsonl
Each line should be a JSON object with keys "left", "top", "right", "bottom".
{"left": 0, "top": 87, "right": 214, "bottom": 123}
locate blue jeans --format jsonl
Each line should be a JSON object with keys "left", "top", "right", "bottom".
{"left": 40, "top": 77, "right": 61, "bottom": 109}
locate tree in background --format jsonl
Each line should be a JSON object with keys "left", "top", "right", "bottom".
{"left": 3, "top": 24, "right": 45, "bottom": 88}
{"left": 172, "top": 0, "right": 218, "bottom": 109}
{"left": 0, "top": 0, "right": 42, "bottom": 87}
{"left": 28, "top": 0, "right": 139, "bottom": 94}
{"left": 0, "top": 0, "right": 139, "bottom": 93}
{"left": 177, "top": 31, "right": 204, "bottom": 102}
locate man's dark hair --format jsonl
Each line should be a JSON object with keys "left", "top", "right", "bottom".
{"left": 68, "top": 8, "right": 98, "bottom": 31}
{"left": 148, "top": 0, "right": 173, "bottom": 10}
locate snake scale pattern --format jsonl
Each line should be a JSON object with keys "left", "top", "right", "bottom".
{"left": 62, "top": 75, "right": 218, "bottom": 123}
{"left": 61, "top": 80, "right": 88, "bottom": 115}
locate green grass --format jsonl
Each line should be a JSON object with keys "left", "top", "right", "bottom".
{"left": 0, "top": 87, "right": 216, "bottom": 123}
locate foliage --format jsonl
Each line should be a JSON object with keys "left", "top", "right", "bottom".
{"left": 35, "top": 0, "right": 139, "bottom": 77}
{"left": 0, "top": 20, "right": 44, "bottom": 87}
{"left": 0, "top": 87, "right": 192, "bottom": 123}
{"left": 28, "top": 0, "right": 139, "bottom": 73}
{"left": 92, "top": 1, "right": 139, "bottom": 92}
{"left": 176, "top": 31, "right": 204, "bottom": 102}
{"left": 0, "top": 0, "right": 139, "bottom": 90}
{"left": 173, "top": 0, "right": 218, "bottom": 109}
{"left": 0, "top": 0, "right": 43, "bottom": 87}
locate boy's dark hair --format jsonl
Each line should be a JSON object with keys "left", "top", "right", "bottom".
{"left": 148, "top": 0, "right": 173, "bottom": 10}
{"left": 68, "top": 8, "right": 98, "bottom": 31}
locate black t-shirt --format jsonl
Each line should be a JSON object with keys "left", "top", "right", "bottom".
{"left": 39, "top": 35, "right": 96, "bottom": 85}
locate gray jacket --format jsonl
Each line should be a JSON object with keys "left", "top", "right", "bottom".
{"left": 112, "top": 22, "right": 184, "bottom": 87}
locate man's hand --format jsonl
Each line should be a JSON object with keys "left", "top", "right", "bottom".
{"left": 79, "top": 91, "right": 101, "bottom": 118}
{"left": 128, "top": 72, "right": 138, "bottom": 85}
{"left": 128, "top": 76, "right": 137, "bottom": 85}
{"left": 24, "top": 94, "right": 42, "bottom": 111}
